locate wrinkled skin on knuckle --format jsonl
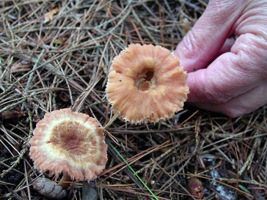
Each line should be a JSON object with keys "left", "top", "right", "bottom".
{"left": 232, "top": 33, "right": 267, "bottom": 81}
{"left": 203, "top": 81, "right": 231, "bottom": 104}
{"left": 234, "top": 0, "right": 267, "bottom": 34}
{"left": 180, "top": 30, "right": 204, "bottom": 61}
{"left": 203, "top": 88, "right": 229, "bottom": 104}
{"left": 208, "top": 0, "right": 244, "bottom": 24}
{"left": 233, "top": 0, "right": 267, "bottom": 75}
{"left": 191, "top": 70, "right": 231, "bottom": 104}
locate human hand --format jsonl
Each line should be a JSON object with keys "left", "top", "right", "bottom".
{"left": 174, "top": 0, "right": 267, "bottom": 118}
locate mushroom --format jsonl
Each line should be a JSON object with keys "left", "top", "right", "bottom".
{"left": 30, "top": 108, "right": 108, "bottom": 188}
{"left": 106, "top": 44, "right": 189, "bottom": 124}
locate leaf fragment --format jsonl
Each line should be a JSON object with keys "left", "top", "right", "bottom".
{"left": 44, "top": 8, "right": 59, "bottom": 23}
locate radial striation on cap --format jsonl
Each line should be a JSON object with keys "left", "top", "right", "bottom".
{"left": 106, "top": 44, "right": 189, "bottom": 124}
{"left": 30, "top": 108, "right": 108, "bottom": 181}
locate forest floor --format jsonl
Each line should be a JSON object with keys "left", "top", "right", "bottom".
{"left": 0, "top": 0, "right": 266, "bottom": 199}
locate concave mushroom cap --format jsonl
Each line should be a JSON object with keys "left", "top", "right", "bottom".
{"left": 30, "top": 108, "right": 108, "bottom": 181}
{"left": 106, "top": 44, "right": 189, "bottom": 124}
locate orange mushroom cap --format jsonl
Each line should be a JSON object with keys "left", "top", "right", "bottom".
{"left": 106, "top": 44, "right": 189, "bottom": 124}
{"left": 30, "top": 108, "right": 108, "bottom": 181}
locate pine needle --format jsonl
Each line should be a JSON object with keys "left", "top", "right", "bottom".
{"left": 108, "top": 140, "right": 159, "bottom": 200}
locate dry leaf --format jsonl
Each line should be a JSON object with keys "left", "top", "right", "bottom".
{"left": 181, "top": 18, "right": 191, "bottom": 35}
{"left": 44, "top": 8, "right": 59, "bottom": 23}
{"left": 0, "top": 110, "right": 26, "bottom": 120}
{"left": 10, "top": 62, "right": 31, "bottom": 73}
{"left": 53, "top": 37, "right": 66, "bottom": 45}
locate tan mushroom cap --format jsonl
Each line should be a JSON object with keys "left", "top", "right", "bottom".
{"left": 30, "top": 108, "right": 108, "bottom": 181}
{"left": 106, "top": 44, "right": 189, "bottom": 124}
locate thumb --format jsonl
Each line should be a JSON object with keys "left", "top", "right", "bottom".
{"left": 174, "top": 0, "right": 246, "bottom": 72}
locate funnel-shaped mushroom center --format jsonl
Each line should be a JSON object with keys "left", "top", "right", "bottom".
{"left": 48, "top": 121, "right": 95, "bottom": 158}
{"left": 134, "top": 57, "right": 157, "bottom": 92}
{"left": 136, "top": 70, "right": 156, "bottom": 92}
